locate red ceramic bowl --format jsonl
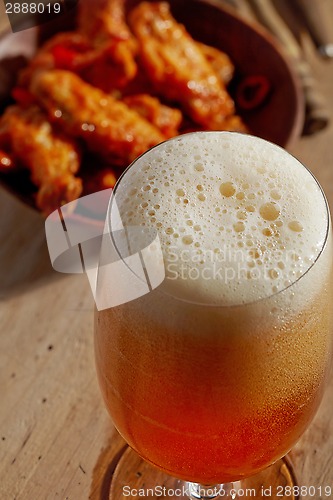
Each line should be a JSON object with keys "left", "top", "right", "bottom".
{"left": 0, "top": 0, "right": 304, "bottom": 211}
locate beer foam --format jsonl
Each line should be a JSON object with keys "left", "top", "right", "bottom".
{"left": 113, "top": 132, "right": 328, "bottom": 305}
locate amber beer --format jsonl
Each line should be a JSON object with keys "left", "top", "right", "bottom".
{"left": 95, "top": 132, "right": 332, "bottom": 483}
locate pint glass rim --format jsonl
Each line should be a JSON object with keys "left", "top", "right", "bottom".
{"left": 105, "top": 131, "right": 330, "bottom": 309}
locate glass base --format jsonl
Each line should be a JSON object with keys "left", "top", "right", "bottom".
{"left": 109, "top": 447, "right": 299, "bottom": 499}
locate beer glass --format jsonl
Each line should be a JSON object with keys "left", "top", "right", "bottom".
{"left": 94, "top": 132, "right": 332, "bottom": 498}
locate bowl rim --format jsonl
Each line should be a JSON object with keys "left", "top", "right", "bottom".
{"left": 179, "top": 0, "right": 305, "bottom": 148}
{"left": 0, "top": 0, "right": 305, "bottom": 213}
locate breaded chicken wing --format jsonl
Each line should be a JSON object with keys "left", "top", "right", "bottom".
{"left": 18, "top": 32, "right": 91, "bottom": 88}
{"left": 0, "top": 105, "right": 82, "bottom": 214}
{"left": 31, "top": 70, "right": 166, "bottom": 165}
{"left": 129, "top": 2, "right": 244, "bottom": 131}
{"left": 78, "top": 0, "right": 138, "bottom": 90}
{"left": 81, "top": 39, "right": 137, "bottom": 91}
{"left": 123, "top": 93, "right": 182, "bottom": 137}
{"left": 19, "top": 30, "right": 137, "bottom": 93}
{"left": 198, "top": 42, "right": 235, "bottom": 86}
{"left": 78, "top": 0, "right": 130, "bottom": 45}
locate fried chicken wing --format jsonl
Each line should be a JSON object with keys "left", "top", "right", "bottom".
{"left": 123, "top": 93, "right": 182, "bottom": 137}
{"left": 18, "top": 32, "right": 91, "bottom": 88}
{"left": 18, "top": 30, "right": 137, "bottom": 93}
{"left": 77, "top": 0, "right": 138, "bottom": 89}
{"left": 84, "top": 167, "right": 118, "bottom": 194}
{"left": 78, "top": 0, "right": 138, "bottom": 90}
{"left": 31, "top": 70, "right": 166, "bottom": 165}
{"left": 198, "top": 42, "right": 235, "bottom": 86}
{"left": 81, "top": 40, "right": 137, "bottom": 91}
{"left": 129, "top": 2, "right": 243, "bottom": 130}
{"left": 78, "top": 0, "right": 130, "bottom": 45}
{"left": 0, "top": 105, "right": 82, "bottom": 214}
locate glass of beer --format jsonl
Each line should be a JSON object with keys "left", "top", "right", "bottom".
{"left": 94, "top": 132, "right": 332, "bottom": 499}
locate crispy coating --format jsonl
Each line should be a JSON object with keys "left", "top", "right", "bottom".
{"left": 0, "top": 105, "right": 82, "bottom": 214}
{"left": 198, "top": 42, "right": 235, "bottom": 86}
{"left": 77, "top": 0, "right": 138, "bottom": 89}
{"left": 19, "top": 31, "right": 137, "bottom": 93}
{"left": 123, "top": 93, "right": 182, "bottom": 137}
{"left": 129, "top": 2, "right": 242, "bottom": 130}
{"left": 31, "top": 70, "right": 166, "bottom": 165}
{"left": 84, "top": 168, "right": 118, "bottom": 194}
{"left": 18, "top": 32, "right": 91, "bottom": 88}
{"left": 81, "top": 39, "right": 137, "bottom": 91}
{"left": 78, "top": 0, "right": 132, "bottom": 45}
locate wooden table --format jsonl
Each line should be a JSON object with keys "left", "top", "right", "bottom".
{"left": 0, "top": 4, "right": 332, "bottom": 500}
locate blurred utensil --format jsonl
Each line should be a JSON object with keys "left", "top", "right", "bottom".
{"left": 293, "top": 0, "right": 333, "bottom": 59}
{"left": 227, "top": 0, "right": 329, "bottom": 134}
{"left": 220, "top": 0, "right": 256, "bottom": 19}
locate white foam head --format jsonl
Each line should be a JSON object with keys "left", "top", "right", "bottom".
{"left": 112, "top": 132, "right": 329, "bottom": 306}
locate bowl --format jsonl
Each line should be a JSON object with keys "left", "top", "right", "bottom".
{"left": 157, "top": 0, "right": 304, "bottom": 146}
{"left": 0, "top": 0, "right": 304, "bottom": 212}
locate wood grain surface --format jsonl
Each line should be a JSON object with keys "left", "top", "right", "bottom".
{"left": 0, "top": 2, "right": 333, "bottom": 499}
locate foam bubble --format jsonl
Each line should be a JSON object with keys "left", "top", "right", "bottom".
{"left": 113, "top": 132, "right": 328, "bottom": 305}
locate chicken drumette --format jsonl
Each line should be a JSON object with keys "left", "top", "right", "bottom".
{"left": 31, "top": 70, "right": 166, "bottom": 165}
{"left": 0, "top": 105, "right": 82, "bottom": 215}
{"left": 129, "top": 2, "right": 245, "bottom": 132}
